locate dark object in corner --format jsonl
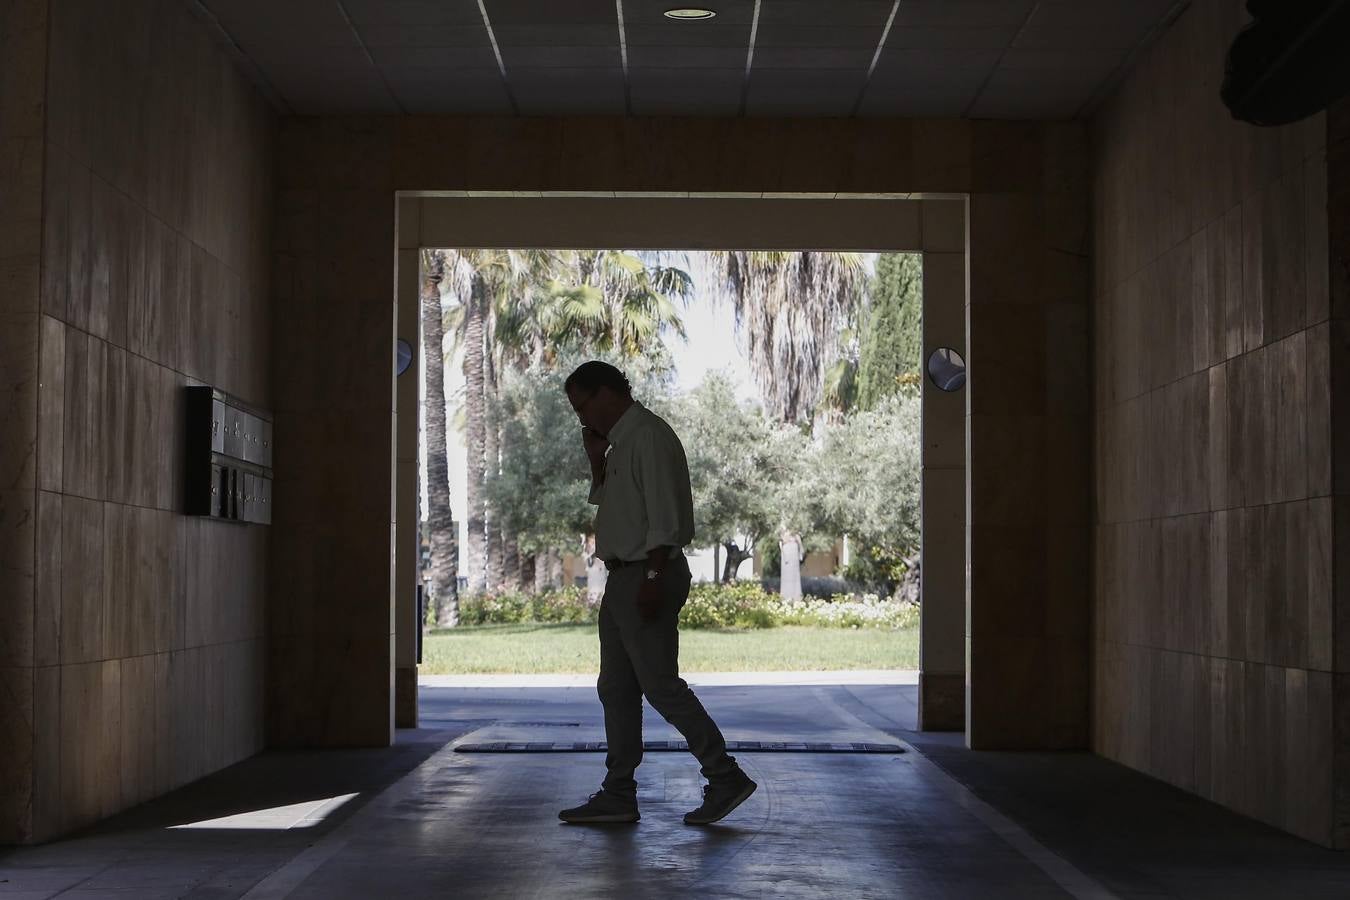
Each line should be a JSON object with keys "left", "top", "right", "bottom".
{"left": 1222, "top": 0, "right": 1350, "bottom": 126}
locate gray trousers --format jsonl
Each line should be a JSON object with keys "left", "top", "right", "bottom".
{"left": 597, "top": 554, "right": 739, "bottom": 800}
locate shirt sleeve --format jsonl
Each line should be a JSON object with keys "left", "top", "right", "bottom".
{"left": 635, "top": 425, "right": 692, "bottom": 554}
{"left": 587, "top": 476, "right": 604, "bottom": 506}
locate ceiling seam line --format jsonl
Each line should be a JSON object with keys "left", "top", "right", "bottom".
{"left": 851, "top": 0, "right": 901, "bottom": 118}
{"left": 738, "top": 0, "right": 762, "bottom": 116}
{"left": 476, "top": 0, "right": 519, "bottom": 115}
{"left": 336, "top": 0, "right": 405, "bottom": 114}
{"left": 1074, "top": 0, "right": 1191, "bottom": 120}
{"left": 960, "top": 0, "right": 1042, "bottom": 118}
{"left": 186, "top": 0, "right": 294, "bottom": 115}
{"left": 617, "top": 0, "right": 632, "bottom": 115}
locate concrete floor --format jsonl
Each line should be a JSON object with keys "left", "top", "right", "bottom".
{"left": 3, "top": 678, "right": 1349, "bottom": 899}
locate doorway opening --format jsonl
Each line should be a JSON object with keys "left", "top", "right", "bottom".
{"left": 392, "top": 195, "right": 967, "bottom": 739}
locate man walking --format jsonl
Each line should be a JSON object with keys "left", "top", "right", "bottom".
{"left": 558, "top": 361, "right": 757, "bottom": 826}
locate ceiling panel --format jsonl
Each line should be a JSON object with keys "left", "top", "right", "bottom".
{"left": 512, "top": 68, "right": 627, "bottom": 115}
{"left": 500, "top": 45, "right": 623, "bottom": 68}
{"left": 753, "top": 46, "right": 875, "bottom": 69}
{"left": 484, "top": 0, "right": 617, "bottom": 26}
{"left": 491, "top": 25, "right": 616, "bottom": 45}
{"left": 624, "top": 0, "right": 759, "bottom": 27}
{"left": 267, "top": 66, "right": 401, "bottom": 114}
{"left": 860, "top": 65, "right": 992, "bottom": 117}
{"left": 629, "top": 68, "right": 742, "bottom": 116}
{"left": 626, "top": 46, "right": 746, "bottom": 68}
{"left": 625, "top": 24, "right": 752, "bottom": 49}
{"left": 192, "top": 0, "right": 1191, "bottom": 120}
{"left": 355, "top": 25, "right": 490, "bottom": 47}
{"left": 383, "top": 66, "right": 513, "bottom": 114}
{"left": 760, "top": 1, "right": 896, "bottom": 27}
{"left": 368, "top": 45, "right": 497, "bottom": 68}
{"left": 341, "top": 0, "right": 483, "bottom": 25}
{"left": 746, "top": 70, "right": 866, "bottom": 117}
{"left": 885, "top": 26, "right": 1022, "bottom": 50}
{"left": 754, "top": 25, "right": 888, "bottom": 48}
{"left": 201, "top": 0, "right": 346, "bottom": 27}
{"left": 892, "top": 0, "right": 1037, "bottom": 29}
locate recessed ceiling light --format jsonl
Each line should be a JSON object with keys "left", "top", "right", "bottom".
{"left": 663, "top": 8, "right": 717, "bottom": 20}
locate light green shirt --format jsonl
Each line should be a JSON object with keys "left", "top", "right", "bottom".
{"left": 589, "top": 402, "right": 695, "bottom": 563}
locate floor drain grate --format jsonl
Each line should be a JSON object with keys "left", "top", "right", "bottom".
{"left": 455, "top": 740, "right": 903, "bottom": 754}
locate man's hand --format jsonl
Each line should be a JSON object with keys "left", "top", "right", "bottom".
{"left": 582, "top": 426, "right": 610, "bottom": 465}
{"left": 637, "top": 576, "right": 663, "bottom": 622}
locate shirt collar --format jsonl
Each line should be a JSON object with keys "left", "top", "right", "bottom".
{"left": 606, "top": 401, "right": 644, "bottom": 446}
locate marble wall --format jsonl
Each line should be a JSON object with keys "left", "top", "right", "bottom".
{"left": 0, "top": 0, "right": 52, "bottom": 846}
{"left": 0, "top": 0, "right": 274, "bottom": 842}
{"left": 1091, "top": 0, "right": 1334, "bottom": 844}
{"left": 274, "top": 115, "right": 1092, "bottom": 752}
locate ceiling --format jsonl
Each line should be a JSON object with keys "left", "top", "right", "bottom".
{"left": 187, "top": 0, "right": 1190, "bottom": 119}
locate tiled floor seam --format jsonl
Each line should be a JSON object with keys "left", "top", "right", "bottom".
{"left": 809, "top": 686, "right": 1121, "bottom": 900}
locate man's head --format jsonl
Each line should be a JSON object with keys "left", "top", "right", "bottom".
{"left": 565, "top": 361, "right": 634, "bottom": 438}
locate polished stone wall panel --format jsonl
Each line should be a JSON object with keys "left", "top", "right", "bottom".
{"left": 0, "top": 0, "right": 276, "bottom": 844}
{"left": 1092, "top": 0, "right": 1336, "bottom": 846}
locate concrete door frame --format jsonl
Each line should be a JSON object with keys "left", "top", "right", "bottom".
{"left": 392, "top": 192, "right": 968, "bottom": 735}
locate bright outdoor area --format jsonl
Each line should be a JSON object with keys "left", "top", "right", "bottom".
{"left": 418, "top": 249, "right": 923, "bottom": 674}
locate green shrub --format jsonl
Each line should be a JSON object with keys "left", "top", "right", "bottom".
{"left": 458, "top": 586, "right": 596, "bottom": 626}
{"left": 680, "top": 582, "right": 778, "bottom": 629}
{"left": 449, "top": 582, "right": 917, "bottom": 631}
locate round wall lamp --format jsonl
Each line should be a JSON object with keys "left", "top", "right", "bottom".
{"left": 927, "top": 347, "right": 966, "bottom": 392}
{"left": 396, "top": 338, "right": 413, "bottom": 377}
{"left": 663, "top": 8, "right": 717, "bottom": 20}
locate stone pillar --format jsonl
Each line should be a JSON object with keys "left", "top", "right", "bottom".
{"left": 393, "top": 201, "right": 420, "bottom": 728}
{"left": 966, "top": 125, "right": 1092, "bottom": 749}
{"left": 0, "top": 0, "right": 49, "bottom": 845}
{"left": 1329, "top": 98, "right": 1350, "bottom": 849}
{"left": 918, "top": 199, "right": 967, "bottom": 731}
{"left": 269, "top": 120, "right": 396, "bottom": 748}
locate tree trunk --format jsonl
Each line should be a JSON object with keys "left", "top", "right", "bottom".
{"left": 721, "top": 540, "right": 751, "bottom": 583}
{"left": 520, "top": 552, "right": 537, "bottom": 592}
{"left": 421, "top": 250, "right": 459, "bottom": 627}
{"left": 547, "top": 549, "right": 564, "bottom": 589}
{"left": 463, "top": 274, "right": 488, "bottom": 594}
{"left": 483, "top": 348, "right": 504, "bottom": 591}
{"left": 502, "top": 537, "right": 520, "bottom": 593}
{"left": 779, "top": 531, "right": 803, "bottom": 600}
{"left": 713, "top": 544, "right": 721, "bottom": 583}
{"left": 533, "top": 553, "right": 547, "bottom": 593}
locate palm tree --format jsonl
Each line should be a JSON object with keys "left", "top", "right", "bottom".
{"left": 703, "top": 251, "right": 866, "bottom": 600}
{"left": 441, "top": 249, "right": 567, "bottom": 595}
{"left": 704, "top": 251, "right": 867, "bottom": 425}
{"left": 544, "top": 250, "right": 693, "bottom": 358}
{"left": 420, "top": 250, "right": 459, "bottom": 626}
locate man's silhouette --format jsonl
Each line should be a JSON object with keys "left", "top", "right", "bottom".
{"left": 558, "top": 361, "right": 757, "bottom": 826}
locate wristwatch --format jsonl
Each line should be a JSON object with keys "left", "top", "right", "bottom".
{"left": 644, "top": 569, "right": 662, "bottom": 581}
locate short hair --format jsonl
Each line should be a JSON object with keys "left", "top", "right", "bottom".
{"left": 565, "top": 360, "right": 632, "bottom": 397}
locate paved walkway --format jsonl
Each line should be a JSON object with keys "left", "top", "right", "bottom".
{"left": 2, "top": 681, "right": 1349, "bottom": 898}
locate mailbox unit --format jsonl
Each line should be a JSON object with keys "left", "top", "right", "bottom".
{"left": 185, "top": 386, "right": 273, "bottom": 524}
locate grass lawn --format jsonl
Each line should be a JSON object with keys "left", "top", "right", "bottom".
{"left": 421, "top": 623, "right": 918, "bottom": 674}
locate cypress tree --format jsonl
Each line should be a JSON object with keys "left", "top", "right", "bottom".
{"left": 857, "top": 253, "right": 923, "bottom": 410}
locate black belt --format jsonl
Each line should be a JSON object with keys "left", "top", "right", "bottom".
{"left": 603, "top": 558, "right": 645, "bottom": 572}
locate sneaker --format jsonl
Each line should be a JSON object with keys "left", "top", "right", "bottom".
{"left": 559, "top": 790, "right": 640, "bottom": 824}
{"left": 683, "top": 772, "right": 758, "bottom": 825}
